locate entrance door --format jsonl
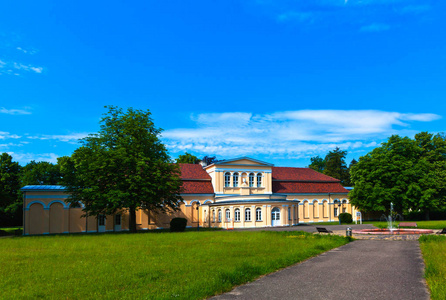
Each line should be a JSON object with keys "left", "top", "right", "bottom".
{"left": 98, "top": 215, "right": 106, "bottom": 232}
{"left": 114, "top": 214, "right": 121, "bottom": 232}
{"left": 271, "top": 207, "right": 281, "bottom": 226}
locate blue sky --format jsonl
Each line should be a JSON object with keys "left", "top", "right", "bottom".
{"left": 1, "top": 0, "right": 445, "bottom": 167}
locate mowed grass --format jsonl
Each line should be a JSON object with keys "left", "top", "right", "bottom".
{"left": 419, "top": 235, "right": 446, "bottom": 300}
{"left": 0, "top": 231, "right": 349, "bottom": 299}
{"left": 364, "top": 220, "right": 446, "bottom": 229}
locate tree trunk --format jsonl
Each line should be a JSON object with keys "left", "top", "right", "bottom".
{"left": 129, "top": 207, "right": 137, "bottom": 233}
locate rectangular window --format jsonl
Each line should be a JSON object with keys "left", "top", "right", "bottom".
{"left": 99, "top": 215, "right": 105, "bottom": 226}
{"left": 288, "top": 207, "right": 291, "bottom": 221}
{"left": 115, "top": 214, "right": 121, "bottom": 225}
{"left": 334, "top": 208, "right": 338, "bottom": 217}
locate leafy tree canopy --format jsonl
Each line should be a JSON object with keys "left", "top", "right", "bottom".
{"left": 176, "top": 152, "right": 200, "bottom": 164}
{"left": 202, "top": 156, "right": 218, "bottom": 165}
{"left": 60, "top": 106, "right": 183, "bottom": 232}
{"left": 0, "top": 153, "right": 21, "bottom": 226}
{"left": 21, "top": 161, "right": 61, "bottom": 186}
{"left": 350, "top": 132, "right": 446, "bottom": 219}
{"left": 308, "top": 156, "right": 325, "bottom": 173}
{"left": 308, "top": 147, "right": 350, "bottom": 186}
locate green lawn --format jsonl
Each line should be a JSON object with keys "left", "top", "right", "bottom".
{"left": 419, "top": 235, "right": 446, "bottom": 300}
{"left": 0, "top": 230, "right": 350, "bottom": 299}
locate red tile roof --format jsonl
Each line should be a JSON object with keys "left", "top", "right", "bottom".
{"left": 179, "top": 164, "right": 214, "bottom": 194}
{"left": 179, "top": 164, "right": 212, "bottom": 180}
{"left": 272, "top": 181, "right": 348, "bottom": 194}
{"left": 181, "top": 181, "right": 215, "bottom": 194}
{"left": 272, "top": 167, "right": 348, "bottom": 193}
{"left": 272, "top": 167, "right": 340, "bottom": 182}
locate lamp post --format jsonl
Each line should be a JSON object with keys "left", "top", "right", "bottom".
{"left": 336, "top": 201, "right": 341, "bottom": 225}
{"left": 196, "top": 202, "right": 200, "bottom": 231}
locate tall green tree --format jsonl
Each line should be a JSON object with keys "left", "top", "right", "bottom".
{"left": 176, "top": 152, "right": 200, "bottom": 164}
{"left": 0, "top": 153, "right": 22, "bottom": 226}
{"left": 60, "top": 106, "right": 183, "bottom": 233}
{"left": 350, "top": 133, "right": 446, "bottom": 218}
{"left": 308, "top": 156, "right": 325, "bottom": 173}
{"left": 21, "top": 161, "right": 61, "bottom": 186}
{"left": 323, "top": 147, "right": 349, "bottom": 185}
{"left": 309, "top": 148, "right": 350, "bottom": 185}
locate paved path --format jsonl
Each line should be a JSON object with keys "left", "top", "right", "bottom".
{"left": 212, "top": 240, "right": 429, "bottom": 300}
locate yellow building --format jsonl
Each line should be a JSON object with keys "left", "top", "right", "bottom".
{"left": 22, "top": 157, "right": 354, "bottom": 235}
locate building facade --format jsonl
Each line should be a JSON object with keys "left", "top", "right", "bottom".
{"left": 22, "top": 157, "right": 354, "bottom": 235}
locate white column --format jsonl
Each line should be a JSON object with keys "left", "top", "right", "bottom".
{"left": 266, "top": 205, "right": 271, "bottom": 227}
{"left": 241, "top": 205, "right": 245, "bottom": 227}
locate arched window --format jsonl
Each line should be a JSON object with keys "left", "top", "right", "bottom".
{"left": 256, "top": 207, "right": 262, "bottom": 221}
{"left": 249, "top": 173, "right": 255, "bottom": 187}
{"left": 234, "top": 208, "right": 240, "bottom": 222}
{"left": 224, "top": 172, "right": 231, "bottom": 187}
{"left": 304, "top": 201, "right": 309, "bottom": 219}
{"left": 225, "top": 209, "right": 231, "bottom": 221}
{"left": 212, "top": 210, "right": 216, "bottom": 222}
{"left": 245, "top": 208, "right": 251, "bottom": 221}
{"left": 257, "top": 173, "right": 262, "bottom": 187}
{"left": 323, "top": 201, "right": 328, "bottom": 218}
{"left": 342, "top": 199, "right": 347, "bottom": 213}
{"left": 218, "top": 209, "right": 222, "bottom": 222}
{"left": 233, "top": 173, "right": 239, "bottom": 187}
{"left": 204, "top": 210, "right": 207, "bottom": 222}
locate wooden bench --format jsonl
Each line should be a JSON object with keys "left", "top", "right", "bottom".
{"left": 398, "top": 222, "right": 417, "bottom": 228}
{"left": 437, "top": 228, "right": 446, "bottom": 234}
{"left": 316, "top": 227, "right": 333, "bottom": 234}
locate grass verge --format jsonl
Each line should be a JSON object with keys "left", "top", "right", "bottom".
{"left": 0, "top": 230, "right": 350, "bottom": 299}
{"left": 419, "top": 235, "right": 446, "bottom": 300}
{"left": 0, "top": 227, "right": 22, "bottom": 236}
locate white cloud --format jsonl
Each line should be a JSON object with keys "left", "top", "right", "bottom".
{"left": 27, "top": 133, "right": 89, "bottom": 143}
{"left": 16, "top": 47, "right": 37, "bottom": 55}
{"left": 0, "top": 107, "right": 32, "bottom": 115}
{"left": 0, "top": 131, "right": 21, "bottom": 139}
{"left": 14, "top": 62, "right": 43, "bottom": 74}
{"left": 360, "top": 23, "right": 391, "bottom": 32}
{"left": 0, "top": 59, "right": 44, "bottom": 75}
{"left": 162, "top": 109, "right": 441, "bottom": 159}
{"left": 7, "top": 152, "right": 59, "bottom": 164}
{"left": 0, "top": 142, "right": 25, "bottom": 148}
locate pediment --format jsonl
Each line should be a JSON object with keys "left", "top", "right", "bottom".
{"left": 214, "top": 157, "right": 274, "bottom": 167}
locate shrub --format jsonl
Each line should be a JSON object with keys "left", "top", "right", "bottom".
{"left": 170, "top": 218, "right": 187, "bottom": 232}
{"left": 339, "top": 213, "right": 353, "bottom": 224}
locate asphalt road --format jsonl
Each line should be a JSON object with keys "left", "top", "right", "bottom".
{"left": 211, "top": 240, "right": 430, "bottom": 300}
